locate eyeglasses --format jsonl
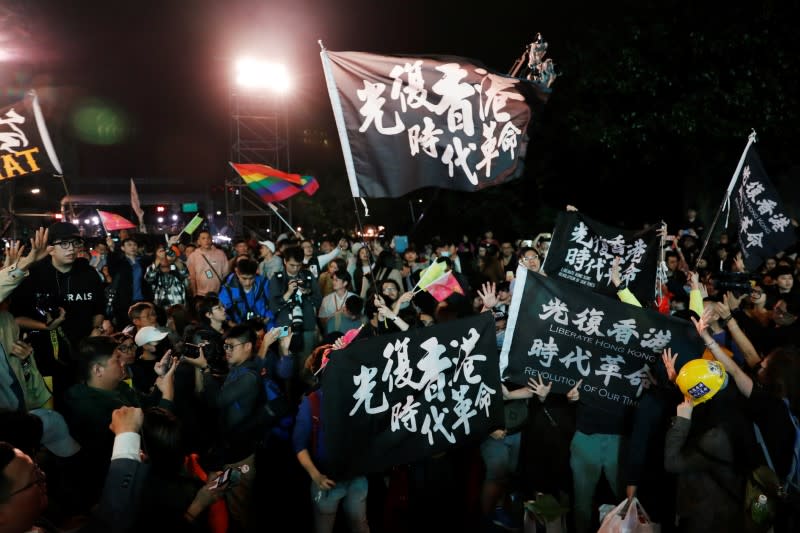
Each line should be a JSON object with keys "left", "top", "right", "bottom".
{"left": 521, "top": 255, "right": 540, "bottom": 262}
{"left": 223, "top": 342, "right": 245, "bottom": 351}
{"left": 53, "top": 239, "right": 83, "bottom": 249}
{"left": 9, "top": 464, "right": 46, "bottom": 497}
{"left": 116, "top": 343, "right": 135, "bottom": 353}
{"left": 382, "top": 287, "right": 399, "bottom": 293}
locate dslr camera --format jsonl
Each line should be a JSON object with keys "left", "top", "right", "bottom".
{"left": 712, "top": 271, "right": 760, "bottom": 298}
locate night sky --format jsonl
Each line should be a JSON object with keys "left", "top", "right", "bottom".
{"left": 3, "top": 1, "right": 800, "bottom": 239}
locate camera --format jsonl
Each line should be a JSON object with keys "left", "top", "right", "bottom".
{"left": 290, "top": 304, "right": 304, "bottom": 332}
{"left": 712, "top": 271, "right": 760, "bottom": 298}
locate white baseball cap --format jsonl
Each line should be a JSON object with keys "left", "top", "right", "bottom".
{"left": 258, "top": 240, "right": 276, "bottom": 253}
{"left": 135, "top": 326, "right": 169, "bottom": 347}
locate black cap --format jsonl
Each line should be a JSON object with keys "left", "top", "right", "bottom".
{"left": 47, "top": 222, "right": 81, "bottom": 244}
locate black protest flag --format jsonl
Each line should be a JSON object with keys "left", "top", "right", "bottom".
{"left": 500, "top": 269, "right": 703, "bottom": 417}
{"left": 732, "top": 147, "right": 796, "bottom": 271}
{"left": 543, "top": 211, "right": 661, "bottom": 304}
{"left": 320, "top": 50, "right": 544, "bottom": 198}
{"left": 321, "top": 312, "right": 503, "bottom": 479}
{"left": 0, "top": 91, "right": 62, "bottom": 180}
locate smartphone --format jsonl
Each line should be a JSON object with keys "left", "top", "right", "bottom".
{"left": 212, "top": 467, "right": 233, "bottom": 489}
{"left": 183, "top": 343, "right": 201, "bottom": 358}
{"left": 505, "top": 271, "right": 515, "bottom": 282}
{"left": 278, "top": 326, "right": 290, "bottom": 338}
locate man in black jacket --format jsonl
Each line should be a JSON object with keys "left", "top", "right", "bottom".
{"left": 10, "top": 223, "right": 105, "bottom": 409}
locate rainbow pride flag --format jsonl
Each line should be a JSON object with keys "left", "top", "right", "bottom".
{"left": 230, "top": 162, "right": 319, "bottom": 203}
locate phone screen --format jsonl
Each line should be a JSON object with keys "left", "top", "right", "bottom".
{"left": 212, "top": 467, "right": 232, "bottom": 489}
{"left": 279, "top": 326, "right": 290, "bottom": 338}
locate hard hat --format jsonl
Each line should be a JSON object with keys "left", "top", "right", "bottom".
{"left": 675, "top": 359, "right": 728, "bottom": 406}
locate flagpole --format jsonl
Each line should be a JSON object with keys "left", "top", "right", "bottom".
{"left": 266, "top": 203, "right": 301, "bottom": 238}
{"left": 319, "top": 42, "right": 361, "bottom": 199}
{"left": 57, "top": 174, "right": 76, "bottom": 223}
{"left": 694, "top": 130, "right": 757, "bottom": 268}
{"left": 96, "top": 209, "right": 108, "bottom": 235}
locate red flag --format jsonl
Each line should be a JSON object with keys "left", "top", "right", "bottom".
{"left": 426, "top": 271, "right": 464, "bottom": 302}
{"left": 97, "top": 210, "right": 136, "bottom": 231}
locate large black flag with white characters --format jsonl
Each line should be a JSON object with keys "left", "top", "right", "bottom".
{"left": 500, "top": 268, "right": 703, "bottom": 417}
{"left": 0, "top": 91, "right": 62, "bottom": 180}
{"left": 321, "top": 312, "right": 503, "bottom": 479}
{"left": 543, "top": 211, "right": 661, "bottom": 304}
{"left": 320, "top": 50, "right": 544, "bottom": 198}
{"left": 732, "top": 148, "right": 796, "bottom": 271}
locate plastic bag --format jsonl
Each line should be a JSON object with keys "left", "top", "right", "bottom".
{"left": 597, "top": 497, "right": 657, "bottom": 533}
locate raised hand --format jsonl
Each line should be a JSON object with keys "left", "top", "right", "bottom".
{"left": 610, "top": 257, "right": 623, "bottom": 288}
{"left": 527, "top": 375, "right": 552, "bottom": 402}
{"left": 661, "top": 348, "right": 679, "bottom": 382}
{"left": 567, "top": 379, "right": 583, "bottom": 402}
{"left": 154, "top": 350, "right": 174, "bottom": 377}
{"left": 109, "top": 406, "right": 144, "bottom": 435}
{"left": 477, "top": 281, "right": 498, "bottom": 310}
{"left": 676, "top": 396, "right": 693, "bottom": 419}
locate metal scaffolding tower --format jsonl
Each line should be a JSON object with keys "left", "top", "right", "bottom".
{"left": 226, "top": 89, "right": 290, "bottom": 239}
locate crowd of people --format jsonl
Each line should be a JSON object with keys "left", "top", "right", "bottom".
{"left": 1, "top": 207, "right": 799, "bottom": 533}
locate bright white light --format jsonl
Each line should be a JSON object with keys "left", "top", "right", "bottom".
{"left": 214, "top": 234, "right": 231, "bottom": 242}
{"left": 215, "top": 210, "right": 222, "bottom": 216}
{"left": 31, "top": 188, "right": 40, "bottom": 194}
{"left": 171, "top": 214, "right": 178, "bottom": 221}
{"left": 266, "top": 228, "right": 271, "bottom": 233}
{"left": 84, "top": 219, "right": 91, "bottom": 225}
{"left": 72, "top": 219, "right": 80, "bottom": 225}
{"left": 91, "top": 216, "right": 99, "bottom": 225}
{"left": 235, "top": 57, "right": 290, "bottom": 92}
{"left": 296, "top": 227, "right": 302, "bottom": 232}
{"left": 157, "top": 217, "right": 164, "bottom": 223}
{"left": 418, "top": 199, "right": 423, "bottom": 203}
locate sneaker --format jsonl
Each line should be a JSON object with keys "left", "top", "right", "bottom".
{"left": 491, "top": 507, "right": 521, "bottom": 531}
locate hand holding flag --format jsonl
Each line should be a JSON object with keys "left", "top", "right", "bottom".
{"left": 413, "top": 260, "right": 464, "bottom": 302}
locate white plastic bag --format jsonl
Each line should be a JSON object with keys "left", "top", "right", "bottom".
{"left": 596, "top": 497, "right": 657, "bottom": 533}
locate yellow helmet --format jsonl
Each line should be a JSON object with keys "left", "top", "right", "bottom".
{"left": 676, "top": 359, "right": 728, "bottom": 405}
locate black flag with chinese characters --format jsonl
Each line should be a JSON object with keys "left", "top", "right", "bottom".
{"left": 0, "top": 91, "right": 62, "bottom": 181}
{"left": 500, "top": 269, "right": 703, "bottom": 417}
{"left": 732, "top": 148, "right": 796, "bottom": 271}
{"left": 320, "top": 50, "right": 544, "bottom": 198}
{"left": 321, "top": 312, "right": 503, "bottom": 479}
{"left": 543, "top": 211, "right": 661, "bottom": 304}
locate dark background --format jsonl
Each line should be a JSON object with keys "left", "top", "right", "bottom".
{"left": 1, "top": 0, "right": 798, "bottom": 242}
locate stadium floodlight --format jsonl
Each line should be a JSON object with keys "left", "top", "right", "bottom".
{"left": 235, "top": 57, "right": 290, "bottom": 93}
